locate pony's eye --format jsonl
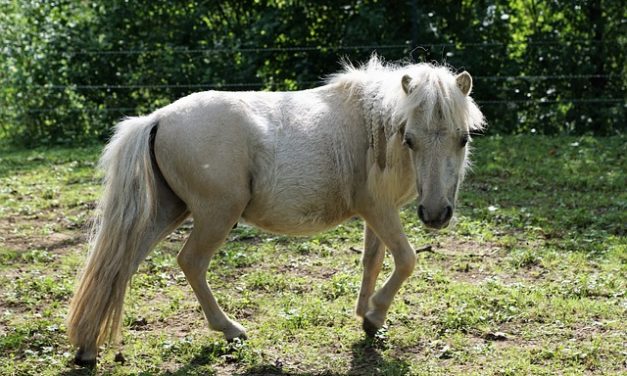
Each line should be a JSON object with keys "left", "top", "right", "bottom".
{"left": 460, "top": 134, "right": 469, "bottom": 148}
{"left": 403, "top": 136, "right": 415, "bottom": 150}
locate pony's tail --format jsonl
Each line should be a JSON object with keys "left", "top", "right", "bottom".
{"left": 67, "top": 115, "right": 160, "bottom": 349}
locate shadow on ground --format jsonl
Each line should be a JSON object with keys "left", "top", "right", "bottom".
{"left": 165, "top": 338, "right": 410, "bottom": 375}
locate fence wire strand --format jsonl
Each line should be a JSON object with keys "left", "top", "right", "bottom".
{"left": 14, "top": 98, "right": 624, "bottom": 114}
{"left": 4, "top": 39, "right": 623, "bottom": 56}
{"left": 15, "top": 74, "right": 620, "bottom": 92}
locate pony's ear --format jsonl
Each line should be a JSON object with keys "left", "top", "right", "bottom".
{"left": 401, "top": 74, "right": 412, "bottom": 95}
{"left": 456, "top": 71, "right": 472, "bottom": 96}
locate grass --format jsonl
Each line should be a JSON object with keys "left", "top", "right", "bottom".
{"left": 0, "top": 135, "right": 625, "bottom": 375}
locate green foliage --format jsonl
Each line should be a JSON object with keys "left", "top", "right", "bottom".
{"left": 1, "top": 1, "right": 100, "bottom": 145}
{"left": 1, "top": 1, "right": 624, "bottom": 146}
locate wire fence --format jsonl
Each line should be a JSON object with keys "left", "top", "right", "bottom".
{"left": 11, "top": 98, "right": 627, "bottom": 113}
{"left": 15, "top": 99, "right": 625, "bottom": 114}
{"left": 4, "top": 38, "right": 623, "bottom": 56}
{"left": 18, "top": 74, "right": 621, "bottom": 91}
{"left": 4, "top": 40, "right": 624, "bottom": 114}
{"left": 10, "top": 73, "right": 624, "bottom": 113}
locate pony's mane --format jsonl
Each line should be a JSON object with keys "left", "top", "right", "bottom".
{"left": 328, "top": 56, "right": 485, "bottom": 136}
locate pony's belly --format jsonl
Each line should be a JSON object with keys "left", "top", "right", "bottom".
{"left": 241, "top": 199, "right": 353, "bottom": 236}
{"left": 242, "top": 217, "right": 344, "bottom": 236}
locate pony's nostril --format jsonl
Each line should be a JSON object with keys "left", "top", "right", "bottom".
{"left": 418, "top": 205, "right": 427, "bottom": 222}
{"left": 441, "top": 205, "right": 453, "bottom": 222}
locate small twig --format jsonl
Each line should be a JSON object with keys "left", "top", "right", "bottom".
{"left": 351, "top": 245, "right": 434, "bottom": 254}
{"left": 351, "top": 244, "right": 435, "bottom": 254}
{"left": 349, "top": 246, "right": 362, "bottom": 254}
{"left": 415, "top": 245, "right": 434, "bottom": 254}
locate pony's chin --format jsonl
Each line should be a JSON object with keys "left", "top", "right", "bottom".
{"left": 421, "top": 220, "right": 451, "bottom": 230}
{"left": 421, "top": 213, "right": 458, "bottom": 230}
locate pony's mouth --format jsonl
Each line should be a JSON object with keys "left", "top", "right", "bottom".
{"left": 421, "top": 219, "right": 451, "bottom": 230}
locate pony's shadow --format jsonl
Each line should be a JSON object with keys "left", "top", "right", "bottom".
{"left": 344, "top": 338, "right": 410, "bottom": 376}
{"left": 59, "top": 367, "right": 96, "bottom": 376}
{"left": 167, "top": 337, "right": 410, "bottom": 376}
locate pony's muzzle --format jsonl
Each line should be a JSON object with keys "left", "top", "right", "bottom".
{"left": 418, "top": 204, "right": 453, "bottom": 229}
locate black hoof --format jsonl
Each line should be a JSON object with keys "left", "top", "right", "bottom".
{"left": 74, "top": 350, "right": 96, "bottom": 368}
{"left": 226, "top": 333, "right": 248, "bottom": 343}
{"left": 114, "top": 352, "right": 126, "bottom": 364}
{"left": 74, "top": 357, "right": 96, "bottom": 368}
{"left": 362, "top": 317, "right": 381, "bottom": 338}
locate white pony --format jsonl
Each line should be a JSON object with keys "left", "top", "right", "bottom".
{"left": 67, "top": 56, "right": 484, "bottom": 366}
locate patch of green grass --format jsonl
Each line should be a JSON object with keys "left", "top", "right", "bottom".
{"left": 0, "top": 135, "right": 625, "bottom": 375}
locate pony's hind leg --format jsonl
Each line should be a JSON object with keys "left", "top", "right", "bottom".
{"left": 356, "top": 226, "right": 385, "bottom": 318}
{"left": 177, "top": 201, "right": 248, "bottom": 341}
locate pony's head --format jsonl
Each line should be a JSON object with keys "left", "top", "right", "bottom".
{"left": 398, "top": 64, "right": 485, "bottom": 229}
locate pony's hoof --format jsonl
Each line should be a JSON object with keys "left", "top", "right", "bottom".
{"left": 362, "top": 316, "right": 381, "bottom": 337}
{"left": 114, "top": 352, "right": 126, "bottom": 364}
{"left": 73, "top": 350, "right": 96, "bottom": 368}
{"left": 74, "top": 347, "right": 97, "bottom": 368}
{"left": 223, "top": 321, "right": 247, "bottom": 342}
{"left": 226, "top": 332, "right": 248, "bottom": 343}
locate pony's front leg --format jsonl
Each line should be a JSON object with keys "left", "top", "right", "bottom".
{"left": 360, "top": 210, "right": 416, "bottom": 336}
{"left": 355, "top": 226, "right": 385, "bottom": 318}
